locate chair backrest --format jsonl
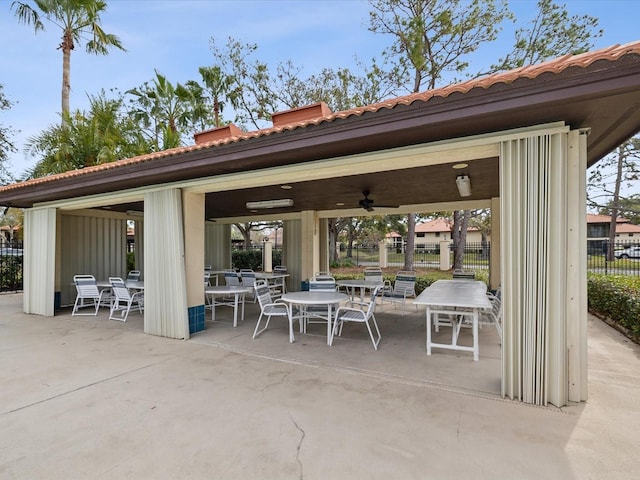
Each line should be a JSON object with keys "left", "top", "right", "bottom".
{"left": 127, "top": 270, "right": 141, "bottom": 281}
{"left": 109, "top": 277, "right": 132, "bottom": 301}
{"left": 309, "top": 278, "right": 336, "bottom": 292}
{"left": 364, "top": 267, "right": 383, "bottom": 283}
{"left": 365, "top": 285, "right": 384, "bottom": 316}
{"left": 240, "top": 270, "right": 256, "bottom": 288}
{"left": 204, "top": 265, "right": 212, "bottom": 271}
{"left": 254, "top": 280, "right": 273, "bottom": 309}
{"left": 394, "top": 271, "right": 416, "bottom": 296}
{"left": 74, "top": 275, "right": 99, "bottom": 297}
{"left": 224, "top": 271, "right": 240, "bottom": 286}
{"left": 274, "top": 265, "right": 288, "bottom": 273}
{"left": 204, "top": 271, "right": 211, "bottom": 286}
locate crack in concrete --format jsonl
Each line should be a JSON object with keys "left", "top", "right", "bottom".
{"left": 290, "top": 414, "right": 305, "bottom": 480}
{"left": 249, "top": 372, "right": 291, "bottom": 392}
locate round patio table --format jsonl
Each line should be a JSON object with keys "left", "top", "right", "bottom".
{"left": 280, "top": 291, "right": 348, "bottom": 345}
{"left": 205, "top": 285, "right": 252, "bottom": 327}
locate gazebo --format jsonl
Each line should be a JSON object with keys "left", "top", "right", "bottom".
{"left": 2, "top": 42, "right": 640, "bottom": 407}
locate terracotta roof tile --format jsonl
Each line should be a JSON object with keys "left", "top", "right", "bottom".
{"left": 3, "top": 41, "right": 640, "bottom": 194}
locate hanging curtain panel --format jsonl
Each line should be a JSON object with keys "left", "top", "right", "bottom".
{"left": 500, "top": 128, "right": 586, "bottom": 407}
{"left": 58, "top": 213, "right": 127, "bottom": 306}
{"left": 23, "top": 208, "right": 57, "bottom": 316}
{"left": 205, "top": 222, "right": 231, "bottom": 270}
{"left": 144, "top": 189, "right": 189, "bottom": 339}
{"left": 283, "top": 219, "right": 301, "bottom": 292}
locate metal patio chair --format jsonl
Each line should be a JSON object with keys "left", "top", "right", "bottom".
{"left": 108, "top": 277, "right": 144, "bottom": 322}
{"left": 331, "top": 285, "right": 383, "bottom": 350}
{"left": 252, "top": 280, "right": 295, "bottom": 343}
{"left": 72, "top": 274, "right": 107, "bottom": 316}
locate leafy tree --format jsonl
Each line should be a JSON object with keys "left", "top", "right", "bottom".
{"left": 0, "top": 84, "right": 17, "bottom": 185}
{"left": 196, "top": 65, "right": 236, "bottom": 129}
{"left": 598, "top": 196, "right": 640, "bottom": 225}
{"left": 588, "top": 138, "right": 640, "bottom": 260}
{"left": 0, "top": 208, "right": 24, "bottom": 241}
{"left": 125, "top": 70, "right": 196, "bottom": 151}
{"left": 368, "top": 0, "right": 510, "bottom": 269}
{"left": 11, "top": 0, "right": 126, "bottom": 118}
{"left": 369, "top": 0, "right": 511, "bottom": 92}
{"left": 489, "top": 0, "right": 602, "bottom": 73}
{"left": 469, "top": 209, "right": 491, "bottom": 259}
{"left": 24, "top": 91, "right": 150, "bottom": 178}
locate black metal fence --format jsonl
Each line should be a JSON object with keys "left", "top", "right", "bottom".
{"left": 0, "top": 240, "right": 24, "bottom": 292}
{"left": 344, "top": 242, "right": 491, "bottom": 271}
{"left": 587, "top": 240, "right": 640, "bottom": 275}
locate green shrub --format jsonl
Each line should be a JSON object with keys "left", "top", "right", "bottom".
{"left": 127, "top": 252, "right": 136, "bottom": 272}
{"left": 588, "top": 273, "right": 640, "bottom": 341}
{"left": 0, "top": 256, "right": 23, "bottom": 291}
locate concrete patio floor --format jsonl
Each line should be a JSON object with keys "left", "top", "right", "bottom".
{"left": 1, "top": 292, "right": 639, "bottom": 479}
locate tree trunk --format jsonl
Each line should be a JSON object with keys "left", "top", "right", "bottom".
{"left": 61, "top": 29, "right": 73, "bottom": 118}
{"left": 452, "top": 210, "right": 470, "bottom": 270}
{"left": 328, "top": 218, "right": 339, "bottom": 264}
{"left": 403, "top": 213, "right": 416, "bottom": 270}
{"left": 607, "top": 144, "right": 625, "bottom": 261}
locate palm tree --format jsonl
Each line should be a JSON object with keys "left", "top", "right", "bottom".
{"left": 12, "top": 0, "right": 126, "bottom": 118}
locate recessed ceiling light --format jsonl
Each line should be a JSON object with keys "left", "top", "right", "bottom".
{"left": 336, "top": 202, "right": 345, "bottom": 206}
{"left": 280, "top": 184, "right": 292, "bottom": 190}
{"left": 452, "top": 163, "right": 468, "bottom": 169}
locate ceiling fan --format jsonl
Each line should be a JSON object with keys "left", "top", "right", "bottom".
{"left": 358, "top": 190, "right": 399, "bottom": 212}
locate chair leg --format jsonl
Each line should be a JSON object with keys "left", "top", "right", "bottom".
{"left": 253, "top": 313, "right": 270, "bottom": 339}
{"left": 366, "top": 315, "right": 382, "bottom": 350}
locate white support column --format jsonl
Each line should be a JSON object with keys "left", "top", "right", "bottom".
{"left": 23, "top": 208, "right": 57, "bottom": 316}
{"left": 439, "top": 240, "right": 451, "bottom": 270}
{"left": 263, "top": 241, "right": 273, "bottom": 272}
{"left": 378, "top": 241, "right": 388, "bottom": 268}
{"left": 183, "top": 191, "right": 205, "bottom": 334}
{"left": 144, "top": 188, "right": 189, "bottom": 339}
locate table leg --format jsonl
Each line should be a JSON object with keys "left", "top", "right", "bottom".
{"left": 240, "top": 293, "right": 246, "bottom": 321}
{"left": 473, "top": 310, "right": 479, "bottom": 361}
{"left": 232, "top": 294, "right": 238, "bottom": 327}
{"left": 212, "top": 297, "right": 216, "bottom": 321}
{"left": 426, "top": 306, "right": 432, "bottom": 355}
{"left": 327, "top": 304, "right": 332, "bottom": 345}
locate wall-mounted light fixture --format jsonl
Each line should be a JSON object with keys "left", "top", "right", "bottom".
{"left": 246, "top": 198, "right": 294, "bottom": 210}
{"left": 456, "top": 175, "right": 472, "bottom": 197}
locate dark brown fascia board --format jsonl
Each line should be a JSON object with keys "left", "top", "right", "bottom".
{"left": 2, "top": 56, "right": 640, "bottom": 208}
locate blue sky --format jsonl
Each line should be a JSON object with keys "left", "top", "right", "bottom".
{"left": 1, "top": 0, "right": 640, "bottom": 178}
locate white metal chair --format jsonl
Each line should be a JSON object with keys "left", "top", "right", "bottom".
{"left": 457, "top": 290, "right": 502, "bottom": 341}
{"left": 303, "top": 276, "right": 338, "bottom": 332}
{"left": 364, "top": 266, "right": 390, "bottom": 302}
{"left": 252, "top": 280, "right": 295, "bottom": 343}
{"left": 270, "top": 265, "right": 288, "bottom": 299}
{"left": 380, "top": 270, "right": 417, "bottom": 315}
{"left": 108, "top": 277, "right": 144, "bottom": 322}
{"left": 127, "top": 270, "right": 141, "bottom": 281}
{"left": 72, "top": 275, "right": 107, "bottom": 316}
{"left": 240, "top": 269, "right": 257, "bottom": 302}
{"left": 331, "top": 285, "right": 382, "bottom": 350}
{"left": 224, "top": 270, "right": 240, "bottom": 286}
